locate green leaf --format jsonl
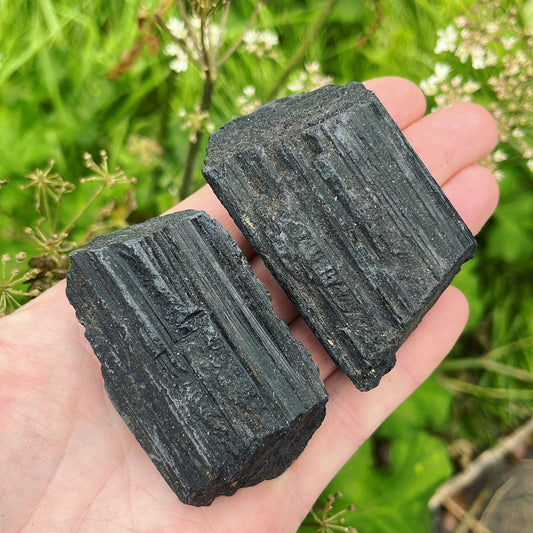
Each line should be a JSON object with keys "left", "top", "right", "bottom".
{"left": 379, "top": 375, "right": 454, "bottom": 436}
{"left": 452, "top": 256, "right": 486, "bottom": 331}
{"left": 319, "top": 431, "right": 452, "bottom": 532}
{"left": 330, "top": 0, "right": 366, "bottom": 23}
{"left": 487, "top": 202, "right": 533, "bottom": 263}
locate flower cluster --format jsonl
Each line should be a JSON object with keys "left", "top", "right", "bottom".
{"left": 242, "top": 29, "right": 279, "bottom": 59}
{"left": 236, "top": 85, "right": 261, "bottom": 115}
{"left": 187, "top": 0, "right": 227, "bottom": 19}
{"left": 420, "top": 0, "right": 532, "bottom": 178}
{"left": 158, "top": 3, "right": 264, "bottom": 199}
{"left": 308, "top": 492, "right": 357, "bottom": 533}
{"left": 165, "top": 41, "right": 190, "bottom": 73}
{"left": 0, "top": 253, "right": 39, "bottom": 317}
{"left": 0, "top": 153, "right": 136, "bottom": 315}
{"left": 164, "top": 15, "right": 223, "bottom": 74}
{"left": 127, "top": 135, "right": 163, "bottom": 168}
{"left": 178, "top": 106, "right": 215, "bottom": 142}
{"left": 420, "top": 62, "right": 481, "bottom": 105}
{"left": 287, "top": 61, "right": 333, "bottom": 93}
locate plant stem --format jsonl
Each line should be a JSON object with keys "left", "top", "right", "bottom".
{"left": 353, "top": 0, "right": 383, "bottom": 50}
{"left": 442, "top": 357, "right": 533, "bottom": 383}
{"left": 217, "top": 2, "right": 262, "bottom": 68}
{"left": 439, "top": 375, "right": 533, "bottom": 400}
{"left": 265, "top": 0, "right": 340, "bottom": 101}
{"left": 61, "top": 184, "right": 105, "bottom": 237}
{"left": 159, "top": 70, "right": 175, "bottom": 150}
{"left": 483, "top": 336, "right": 533, "bottom": 360}
{"left": 179, "top": 65, "right": 215, "bottom": 200}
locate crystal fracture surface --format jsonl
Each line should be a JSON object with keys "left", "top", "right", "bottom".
{"left": 203, "top": 82, "right": 477, "bottom": 391}
{"left": 66, "top": 210, "right": 327, "bottom": 506}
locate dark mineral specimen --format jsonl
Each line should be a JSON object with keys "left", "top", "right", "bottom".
{"left": 203, "top": 82, "right": 476, "bottom": 391}
{"left": 66, "top": 210, "right": 327, "bottom": 506}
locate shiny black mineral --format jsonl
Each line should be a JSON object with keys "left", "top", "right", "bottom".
{"left": 66, "top": 210, "right": 327, "bottom": 506}
{"left": 203, "top": 82, "right": 476, "bottom": 391}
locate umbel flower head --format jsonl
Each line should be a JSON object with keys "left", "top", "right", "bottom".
{"left": 420, "top": 0, "right": 533, "bottom": 180}
{"left": 187, "top": 0, "right": 227, "bottom": 18}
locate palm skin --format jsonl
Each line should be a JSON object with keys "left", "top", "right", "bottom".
{"left": 0, "top": 77, "right": 499, "bottom": 533}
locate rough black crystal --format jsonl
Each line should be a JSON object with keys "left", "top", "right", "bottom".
{"left": 203, "top": 82, "right": 476, "bottom": 391}
{"left": 66, "top": 210, "right": 327, "bottom": 506}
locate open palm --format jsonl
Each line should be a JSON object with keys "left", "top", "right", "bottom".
{"left": 0, "top": 77, "right": 499, "bottom": 533}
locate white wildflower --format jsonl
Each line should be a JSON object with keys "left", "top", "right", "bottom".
{"left": 505, "top": 58, "right": 521, "bottom": 76}
{"left": 434, "top": 62, "right": 452, "bottom": 82}
{"left": 243, "top": 29, "right": 278, "bottom": 57}
{"left": 463, "top": 79, "right": 481, "bottom": 94}
{"left": 455, "top": 43, "right": 470, "bottom": 63}
{"left": 486, "top": 22, "right": 499, "bottom": 34}
{"left": 527, "top": 160, "right": 533, "bottom": 173}
{"left": 451, "top": 75, "right": 463, "bottom": 88}
{"left": 261, "top": 30, "right": 278, "bottom": 50}
{"left": 494, "top": 169, "right": 505, "bottom": 180}
{"left": 237, "top": 86, "right": 260, "bottom": 115}
{"left": 454, "top": 15, "right": 468, "bottom": 29}
{"left": 471, "top": 45, "right": 487, "bottom": 69}
{"left": 170, "top": 55, "right": 188, "bottom": 73}
{"left": 243, "top": 29, "right": 260, "bottom": 54}
{"left": 435, "top": 94, "right": 448, "bottom": 108}
{"left": 208, "top": 23, "right": 223, "bottom": 49}
{"left": 305, "top": 62, "right": 320, "bottom": 73}
{"left": 287, "top": 63, "right": 332, "bottom": 93}
{"left": 492, "top": 149, "right": 508, "bottom": 162}
{"left": 420, "top": 76, "right": 439, "bottom": 96}
{"left": 190, "top": 14, "right": 201, "bottom": 30}
{"left": 435, "top": 25, "right": 459, "bottom": 54}
{"left": 243, "top": 29, "right": 259, "bottom": 46}
{"left": 165, "top": 42, "right": 180, "bottom": 56}
{"left": 165, "top": 43, "right": 189, "bottom": 73}
{"left": 243, "top": 85, "right": 256, "bottom": 98}
{"left": 309, "top": 72, "right": 333, "bottom": 89}
{"left": 515, "top": 50, "right": 528, "bottom": 66}
{"left": 287, "top": 74, "right": 305, "bottom": 92}
{"left": 501, "top": 36, "right": 518, "bottom": 50}
{"left": 167, "top": 17, "right": 187, "bottom": 40}
{"left": 164, "top": 37, "right": 190, "bottom": 73}
{"left": 486, "top": 50, "right": 498, "bottom": 67}
{"left": 512, "top": 128, "right": 525, "bottom": 138}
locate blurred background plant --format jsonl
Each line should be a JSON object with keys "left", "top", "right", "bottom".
{"left": 0, "top": 0, "right": 531, "bottom": 530}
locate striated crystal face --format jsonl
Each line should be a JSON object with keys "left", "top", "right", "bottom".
{"left": 203, "top": 82, "right": 476, "bottom": 391}
{"left": 66, "top": 210, "right": 327, "bottom": 506}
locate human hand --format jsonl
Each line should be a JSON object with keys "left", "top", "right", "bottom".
{"left": 0, "top": 77, "right": 498, "bottom": 533}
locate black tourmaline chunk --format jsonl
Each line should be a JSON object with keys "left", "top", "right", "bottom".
{"left": 66, "top": 210, "right": 327, "bottom": 506}
{"left": 203, "top": 82, "right": 476, "bottom": 391}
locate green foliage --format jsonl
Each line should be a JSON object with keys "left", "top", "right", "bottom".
{"left": 301, "top": 378, "right": 454, "bottom": 533}
{"left": 417, "top": 0, "right": 533, "bottom": 448}
{"left": 0, "top": 153, "right": 135, "bottom": 315}
{"left": 1, "top": 0, "right": 532, "bottom": 530}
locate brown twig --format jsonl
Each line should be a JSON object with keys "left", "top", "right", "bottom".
{"left": 353, "top": 0, "right": 383, "bottom": 50}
